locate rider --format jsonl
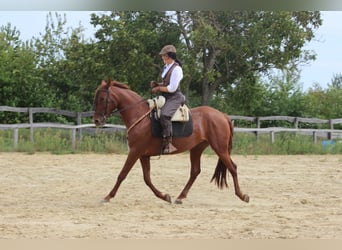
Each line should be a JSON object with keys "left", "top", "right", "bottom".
{"left": 151, "top": 45, "right": 185, "bottom": 154}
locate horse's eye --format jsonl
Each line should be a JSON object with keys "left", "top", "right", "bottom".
{"left": 99, "top": 96, "right": 106, "bottom": 102}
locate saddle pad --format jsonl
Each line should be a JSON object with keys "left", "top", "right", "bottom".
{"left": 150, "top": 110, "right": 193, "bottom": 138}
{"left": 147, "top": 96, "right": 190, "bottom": 122}
{"left": 157, "top": 104, "right": 190, "bottom": 122}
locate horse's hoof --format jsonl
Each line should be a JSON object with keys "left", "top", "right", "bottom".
{"left": 174, "top": 199, "right": 183, "bottom": 204}
{"left": 243, "top": 194, "right": 250, "bottom": 203}
{"left": 100, "top": 199, "right": 110, "bottom": 204}
{"left": 165, "top": 194, "right": 172, "bottom": 203}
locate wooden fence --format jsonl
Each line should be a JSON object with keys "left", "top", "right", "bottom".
{"left": 1, "top": 106, "right": 342, "bottom": 150}
{"left": 229, "top": 115, "right": 342, "bottom": 142}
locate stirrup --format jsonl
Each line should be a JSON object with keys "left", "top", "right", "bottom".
{"left": 162, "top": 143, "right": 177, "bottom": 154}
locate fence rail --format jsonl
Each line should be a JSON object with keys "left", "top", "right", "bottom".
{"left": 230, "top": 115, "right": 342, "bottom": 127}
{"left": 227, "top": 115, "right": 342, "bottom": 142}
{"left": 1, "top": 106, "right": 342, "bottom": 150}
{"left": 234, "top": 127, "right": 342, "bottom": 144}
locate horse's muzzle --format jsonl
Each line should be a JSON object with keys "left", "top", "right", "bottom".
{"left": 93, "top": 116, "right": 106, "bottom": 127}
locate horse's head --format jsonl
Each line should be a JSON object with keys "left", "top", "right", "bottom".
{"left": 93, "top": 80, "right": 118, "bottom": 127}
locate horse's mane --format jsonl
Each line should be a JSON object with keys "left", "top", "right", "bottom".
{"left": 106, "top": 79, "right": 131, "bottom": 90}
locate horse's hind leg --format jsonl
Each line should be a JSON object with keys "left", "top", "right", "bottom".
{"left": 140, "top": 156, "right": 172, "bottom": 203}
{"left": 175, "top": 142, "right": 208, "bottom": 204}
{"left": 220, "top": 154, "right": 249, "bottom": 203}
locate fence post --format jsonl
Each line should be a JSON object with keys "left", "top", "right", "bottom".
{"left": 71, "top": 128, "right": 76, "bottom": 151}
{"left": 328, "top": 119, "right": 333, "bottom": 140}
{"left": 13, "top": 128, "right": 19, "bottom": 150}
{"left": 255, "top": 117, "right": 260, "bottom": 141}
{"left": 294, "top": 117, "right": 299, "bottom": 129}
{"left": 270, "top": 131, "right": 275, "bottom": 144}
{"left": 313, "top": 131, "right": 317, "bottom": 143}
{"left": 29, "top": 108, "right": 34, "bottom": 143}
{"left": 76, "top": 112, "right": 82, "bottom": 140}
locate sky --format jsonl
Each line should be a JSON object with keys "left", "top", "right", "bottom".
{"left": 0, "top": 11, "right": 341, "bottom": 91}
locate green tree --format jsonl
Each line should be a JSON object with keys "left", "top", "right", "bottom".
{"left": 263, "top": 70, "right": 305, "bottom": 117}
{"left": 304, "top": 75, "right": 342, "bottom": 121}
{"left": 90, "top": 11, "right": 321, "bottom": 112}
{"left": 32, "top": 12, "right": 73, "bottom": 110}
{"left": 46, "top": 28, "right": 108, "bottom": 112}
{"left": 0, "top": 23, "right": 56, "bottom": 122}
{"left": 329, "top": 73, "right": 342, "bottom": 90}
{"left": 1, "top": 10, "right": 325, "bottom": 124}
{"left": 185, "top": 11, "right": 322, "bottom": 107}
{"left": 32, "top": 12, "right": 102, "bottom": 112}
{"left": 91, "top": 11, "right": 182, "bottom": 97}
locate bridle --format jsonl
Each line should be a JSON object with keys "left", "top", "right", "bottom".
{"left": 93, "top": 88, "right": 118, "bottom": 119}
{"left": 94, "top": 87, "right": 150, "bottom": 133}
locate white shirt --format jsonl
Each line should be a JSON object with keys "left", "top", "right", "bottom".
{"left": 161, "top": 63, "right": 183, "bottom": 93}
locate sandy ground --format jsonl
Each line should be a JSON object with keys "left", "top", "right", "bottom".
{"left": 0, "top": 152, "right": 341, "bottom": 239}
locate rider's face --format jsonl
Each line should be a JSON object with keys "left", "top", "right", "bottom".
{"left": 161, "top": 54, "right": 172, "bottom": 64}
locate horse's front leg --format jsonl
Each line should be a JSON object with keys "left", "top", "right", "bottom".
{"left": 102, "top": 152, "right": 139, "bottom": 203}
{"left": 140, "top": 156, "right": 172, "bottom": 203}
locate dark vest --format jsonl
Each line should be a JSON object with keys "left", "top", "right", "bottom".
{"left": 161, "top": 63, "right": 181, "bottom": 98}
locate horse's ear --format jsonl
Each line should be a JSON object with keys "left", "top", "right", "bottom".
{"left": 108, "top": 78, "right": 113, "bottom": 86}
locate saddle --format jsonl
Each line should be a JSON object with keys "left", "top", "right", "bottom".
{"left": 147, "top": 96, "right": 193, "bottom": 138}
{"left": 147, "top": 96, "right": 190, "bottom": 122}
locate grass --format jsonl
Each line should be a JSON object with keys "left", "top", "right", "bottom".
{"left": 0, "top": 128, "right": 341, "bottom": 155}
{"left": 0, "top": 128, "right": 127, "bottom": 154}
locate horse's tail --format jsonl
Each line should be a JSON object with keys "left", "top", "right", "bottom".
{"left": 211, "top": 159, "right": 228, "bottom": 189}
{"left": 210, "top": 114, "right": 234, "bottom": 189}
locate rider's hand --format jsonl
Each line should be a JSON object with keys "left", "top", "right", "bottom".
{"left": 152, "top": 86, "right": 161, "bottom": 94}
{"left": 150, "top": 81, "right": 158, "bottom": 88}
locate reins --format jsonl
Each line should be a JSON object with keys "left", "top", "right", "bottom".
{"left": 126, "top": 108, "right": 153, "bottom": 135}
{"left": 112, "top": 99, "right": 147, "bottom": 116}
{"left": 94, "top": 87, "right": 146, "bottom": 117}
{"left": 94, "top": 86, "right": 152, "bottom": 136}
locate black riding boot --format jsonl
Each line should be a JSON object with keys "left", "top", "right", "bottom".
{"left": 162, "top": 136, "right": 177, "bottom": 154}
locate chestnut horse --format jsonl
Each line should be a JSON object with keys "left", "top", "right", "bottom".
{"left": 93, "top": 80, "right": 249, "bottom": 204}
